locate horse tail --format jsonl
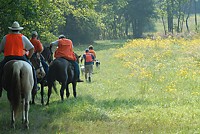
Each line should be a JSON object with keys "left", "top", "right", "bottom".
{"left": 11, "top": 68, "right": 21, "bottom": 117}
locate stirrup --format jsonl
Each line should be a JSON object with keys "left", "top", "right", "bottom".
{"left": 77, "top": 79, "right": 84, "bottom": 82}
{"left": 0, "top": 88, "right": 3, "bottom": 97}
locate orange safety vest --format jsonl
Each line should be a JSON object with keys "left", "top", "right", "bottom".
{"left": 89, "top": 49, "right": 96, "bottom": 58}
{"left": 85, "top": 53, "right": 93, "bottom": 62}
{"left": 30, "top": 38, "right": 43, "bottom": 53}
{"left": 4, "top": 33, "right": 25, "bottom": 56}
{"left": 54, "top": 38, "right": 76, "bottom": 61}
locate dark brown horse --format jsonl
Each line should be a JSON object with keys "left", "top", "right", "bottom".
{"left": 41, "top": 46, "right": 53, "bottom": 64}
{"left": 30, "top": 52, "right": 46, "bottom": 104}
{"left": 2, "top": 60, "right": 34, "bottom": 129}
{"left": 46, "top": 53, "right": 80, "bottom": 105}
{"left": 30, "top": 46, "right": 56, "bottom": 105}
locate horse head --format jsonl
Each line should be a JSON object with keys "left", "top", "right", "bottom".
{"left": 74, "top": 53, "right": 81, "bottom": 64}
{"left": 41, "top": 46, "right": 53, "bottom": 64}
{"left": 30, "top": 53, "right": 46, "bottom": 79}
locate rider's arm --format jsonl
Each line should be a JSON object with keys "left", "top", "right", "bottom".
{"left": 27, "top": 48, "right": 34, "bottom": 59}
{"left": 50, "top": 40, "right": 59, "bottom": 46}
{"left": 22, "top": 35, "right": 34, "bottom": 58}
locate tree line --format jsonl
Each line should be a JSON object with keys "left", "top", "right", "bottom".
{"left": 0, "top": 0, "right": 199, "bottom": 45}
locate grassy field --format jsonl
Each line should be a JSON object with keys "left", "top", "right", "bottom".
{"left": 1, "top": 38, "right": 200, "bottom": 133}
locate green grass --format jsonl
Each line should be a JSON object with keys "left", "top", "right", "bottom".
{"left": 1, "top": 39, "right": 200, "bottom": 133}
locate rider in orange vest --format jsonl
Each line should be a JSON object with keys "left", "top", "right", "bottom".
{"left": 0, "top": 21, "right": 38, "bottom": 97}
{"left": 30, "top": 31, "right": 49, "bottom": 77}
{"left": 50, "top": 35, "right": 84, "bottom": 82}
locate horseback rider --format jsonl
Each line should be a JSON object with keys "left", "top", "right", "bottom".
{"left": 0, "top": 21, "right": 38, "bottom": 97}
{"left": 30, "top": 31, "right": 49, "bottom": 77}
{"left": 50, "top": 34, "right": 84, "bottom": 82}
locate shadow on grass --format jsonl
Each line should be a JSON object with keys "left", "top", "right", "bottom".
{"left": 44, "top": 94, "right": 150, "bottom": 121}
{"left": 0, "top": 91, "right": 150, "bottom": 133}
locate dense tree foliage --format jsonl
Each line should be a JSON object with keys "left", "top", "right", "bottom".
{"left": 62, "top": 0, "right": 101, "bottom": 44}
{"left": 0, "top": 0, "right": 199, "bottom": 44}
{"left": 0, "top": 0, "right": 65, "bottom": 44}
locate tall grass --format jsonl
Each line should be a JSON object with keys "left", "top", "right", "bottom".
{"left": 1, "top": 38, "right": 200, "bottom": 133}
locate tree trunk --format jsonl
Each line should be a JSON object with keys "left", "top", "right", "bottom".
{"left": 180, "top": 15, "right": 184, "bottom": 32}
{"left": 177, "top": 15, "right": 181, "bottom": 33}
{"left": 167, "top": 0, "right": 174, "bottom": 34}
{"left": 194, "top": 0, "right": 198, "bottom": 31}
{"left": 161, "top": 16, "right": 167, "bottom": 35}
{"left": 186, "top": 0, "right": 192, "bottom": 32}
{"left": 113, "top": 16, "right": 117, "bottom": 39}
{"left": 176, "top": 1, "right": 181, "bottom": 33}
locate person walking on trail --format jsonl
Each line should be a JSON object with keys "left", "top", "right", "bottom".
{"left": 50, "top": 34, "right": 84, "bottom": 82}
{"left": 88, "top": 45, "right": 96, "bottom": 60}
{"left": 81, "top": 49, "right": 95, "bottom": 82}
{"left": 89, "top": 45, "right": 100, "bottom": 67}
{"left": 30, "top": 31, "right": 49, "bottom": 76}
{"left": 0, "top": 21, "right": 38, "bottom": 97}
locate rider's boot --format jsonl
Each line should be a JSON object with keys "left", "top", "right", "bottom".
{"left": 0, "top": 63, "right": 3, "bottom": 97}
{"left": 77, "top": 78, "right": 84, "bottom": 82}
{"left": 0, "top": 86, "right": 2, "bottom": 97}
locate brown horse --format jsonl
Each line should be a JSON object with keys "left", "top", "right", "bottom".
{"left": 30, "top": 52, "right": 46, "bottom": 104}
{"left": 41, "top": 46, "right": 53, "bottom": 64}
{"left": 30, "top": 47, "right": 56, "bottom": 105}
{"left": 2, "top": 60, "right": 34, "bottom": 129}
{"left": 30, "top": 53, "right": 46, "bottom": 79}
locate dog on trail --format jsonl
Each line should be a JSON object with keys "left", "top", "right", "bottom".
{"left": 80, "top": 64, "right": 85, "bottom": 75}
{"left": 96, "top": 60, "right": 100, "bottom": 67}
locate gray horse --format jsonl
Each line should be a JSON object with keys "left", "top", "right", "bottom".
{"left": 2, "top": 60, "right": 34, "bottom": 129}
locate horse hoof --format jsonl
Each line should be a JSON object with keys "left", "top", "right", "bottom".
{"left": 25, "top": 124, "right": 29, "bottom": 130}
{"left": 11, "top": 124, "right": 15, "bottom": 129}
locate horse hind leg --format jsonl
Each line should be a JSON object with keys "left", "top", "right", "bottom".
{"left": 24, "top": 100, "right": 30, "bottom": 129}
{"left": 11, "top": 109, "right": 15, "bottom": 129}
{"left": 72, "top": 83, "right": 77, "bottom": 98}
{"left": 21, "top": 98, "right": 25, "bottom": 124}
{"left": 46, "top": 85, "right": 53, "bottom": 105}
{"left": 21, "top": 98, "right": 29, "bottom": 129}
{"left": 60, "top": 82, "right": 66, "bottom": 101}
{"left": 40, "top": 82, "right": 44, "bottom": 105}
{"left": 66, "top": 84, "right": 70, "bottom": 98}
{"left": 31, "top": 89, "right": 37, "bottom": 105}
